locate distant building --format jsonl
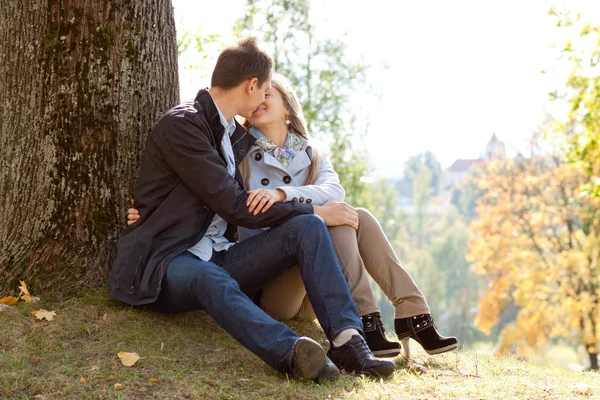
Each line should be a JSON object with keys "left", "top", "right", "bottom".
{"left": 485, "top": 133, "right": 506, "bottom": 160}
{"left": 441, "top": 133, "right": 506, "bottom": 202}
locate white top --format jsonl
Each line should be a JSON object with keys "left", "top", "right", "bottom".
{"left": 187, "top": 100, "right": 237, "bottom": 261}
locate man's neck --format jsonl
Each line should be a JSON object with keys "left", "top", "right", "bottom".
{"left": 208, "top": 87, "right": 238, "bottom": 121}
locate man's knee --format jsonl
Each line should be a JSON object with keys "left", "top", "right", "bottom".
{"left": 288, "top": 214, "right": 327, "bottom": 232}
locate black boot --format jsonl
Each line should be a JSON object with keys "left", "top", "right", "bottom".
{"left": 291, "top": 337, "right": 340, "bottom": 384}
{"left": 327, "top": 335, "right": 396, "bottom": 378}
{"left": 395, "top": 314, "right": 458, "bottom": 356}
{"left": 362, "top": 312, "right": 401, "bottom": 358}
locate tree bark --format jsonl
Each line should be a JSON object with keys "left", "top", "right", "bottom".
{"left": 589, "top": 350, "right": 598, "bottom": 371}
{"left": 0, "top": 0, "right": 179, "bottom": 295}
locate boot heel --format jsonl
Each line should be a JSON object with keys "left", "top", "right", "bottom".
{"left": 401, "top": 338, "right": 411, "bottom": 358}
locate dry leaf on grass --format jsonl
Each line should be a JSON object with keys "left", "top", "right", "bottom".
{"left": 90, "top": 365, "right": 100, "bottom": 371}
{"left": 79, "top": 377, "right": 87, "bottom": 383}
{"left": 0, "top": 296, "right": 19, "bottom": 305}
{"left": 31, "top": 309, "right": 57, "bottom": 321}
{"left": 574, "top": 382, "right": 593, "bottom": 395}
{"left": 118, "top": 351, "right": 140, "bottom": 367}
{"left": 114, "top": 383, "right": 124, "bottom": 390}
{"left": 19, "top": 281, "right": 40, "bottom": 303}
{"left": 149, "top": 378, "right": 158, "bottom": 383}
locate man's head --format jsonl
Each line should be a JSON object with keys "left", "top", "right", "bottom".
{"left": 211, "top": 37, "right": 273, "bottom": 119}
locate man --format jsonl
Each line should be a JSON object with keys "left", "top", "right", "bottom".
{"left": 109, "top": 37, "right": 395, "bottom": 383}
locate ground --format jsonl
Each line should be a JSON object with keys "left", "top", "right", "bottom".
{"left": 0, "top": 288, "right": 598, "bottom": 399}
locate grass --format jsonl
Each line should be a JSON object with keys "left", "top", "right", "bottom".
{"left": 0, "top": 288, "right": 598, "bottom": 399}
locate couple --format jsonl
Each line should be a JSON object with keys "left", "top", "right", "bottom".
{"left": 110, "top": 37, "right": 457, "bottom": 384}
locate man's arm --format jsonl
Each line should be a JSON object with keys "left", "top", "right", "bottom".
{"left": 158, "top": 115, "right": 313, "bottom": 229}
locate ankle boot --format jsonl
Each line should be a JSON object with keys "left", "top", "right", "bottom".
{"left": 362, "top": 312, "right": 401, "bottom": 358}
{"left": 395, "top": 314, "right": 458, "bottom": 356}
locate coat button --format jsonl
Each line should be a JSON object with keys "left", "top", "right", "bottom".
{"left": 299, "top": 197, "right": 304, "bottom": 203}
{"left": 292, "top": 197, "right": 298, "bottom": 202}
{"left": 261, "top": 178, "right": 269, "bottom": 186}
{"left": 239, "top": 149, "right": 246, "bottom": 156}
{"left": 283, "top": 175, "right": 291, "bottom": 184}
{"left": 306, "top": 199, "right": 312, "bottom": 204}
{"left": 255, "top": 153, "right": 262, "bottom": 161}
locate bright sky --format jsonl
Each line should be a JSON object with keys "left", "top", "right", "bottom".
{"left": 172, "top": 0, "right": 600, "bottom": 179}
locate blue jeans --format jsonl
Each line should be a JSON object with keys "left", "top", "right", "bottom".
{"left": 151, "top": 214, "right": 362, "bottom": 373}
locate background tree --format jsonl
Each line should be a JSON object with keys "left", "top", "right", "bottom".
{"left": 0, "top": 1, "right": 179, "bottom": 294}
{"left": 403, "top": 151, "right": 442, "bottom": 197}
{"left": 235, "top": 0, "right": 370, "bottom": 206}
{"left": 468, "top": 146, "right": 600, "bottom": 369}
{"left": 549, "top": 10, "right": 600, "bottom": 200}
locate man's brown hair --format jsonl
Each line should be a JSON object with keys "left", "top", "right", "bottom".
{"left": 211, "top": 37, "right": 273, "bottom": 89}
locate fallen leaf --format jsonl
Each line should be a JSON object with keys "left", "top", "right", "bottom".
{"left": 18, "top": 281, "right": 39, "bottom": 303}
{"left": 90, "top": 365, "right": 100, "bottom": 371}
{"left": 114, "top": 383, "right": 124, "bottom": 390}
{"left": 574, "top": 382, "right": 593, "bottom": 395}
{"left": 22, "top": 294, "right": 40, "bottom": 303}
{"left": 160, "top": 342, "right": 164, "bottom": 351}
{"left": 31, "top": 309, "right": 57, "bottom": 321}
{"left": 79, "top": 377, "right": 87, "bottom": 383}
{"left": 118, "top": 351, "right": 140, "bottom": 367}
{"left": 149, "top": 378, "right": 158, "bottom": 383}
{"left": 102, "top": 313, "right": 107, "bottom": 322}
{"left": 0, "top": 296, "right": 19, "bottom": 305}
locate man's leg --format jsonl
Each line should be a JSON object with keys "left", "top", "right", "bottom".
{"left": 215, "top": 214, "right": 396, "bottom": 377}
{"left": 151, "top": 251, "right": 339, "bottom": 382}
{"left": 215, "top": 214, "right": 362, "bottom": 341}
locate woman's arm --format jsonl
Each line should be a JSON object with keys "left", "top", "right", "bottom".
{"left": 276, "top": 155, "right": 345, "bottom": 206}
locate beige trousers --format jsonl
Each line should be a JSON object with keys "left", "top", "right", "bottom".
{"left": 259, "top": 208, "right": 430, "bottom": 320}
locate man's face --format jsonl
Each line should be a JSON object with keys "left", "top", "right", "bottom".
{"left": 243, "top": 78, "right": 271, "bottom": 119}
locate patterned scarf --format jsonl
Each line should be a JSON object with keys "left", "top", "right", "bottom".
{"left": 252, "top": 129, "right": 304, "bottom": 168}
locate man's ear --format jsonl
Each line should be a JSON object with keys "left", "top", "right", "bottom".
{"left": 245, "top": 78, "right": 259, "bottom": 94}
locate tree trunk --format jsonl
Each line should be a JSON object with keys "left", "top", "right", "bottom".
{"left": 589, "top": 350, "right": 598, "bottom": 371}
{"left": 0, "top": 0, "right": 179, "bottom": 295}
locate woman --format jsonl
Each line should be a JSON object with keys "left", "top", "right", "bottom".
{"left": 128, "top": 73, "right": 458, "bottom": 358}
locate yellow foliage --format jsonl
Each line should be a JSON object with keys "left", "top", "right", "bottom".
{"left": 468, "top": 153, "right": 600, "bottom": 356}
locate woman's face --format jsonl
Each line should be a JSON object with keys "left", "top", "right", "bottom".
{"left": 251, "top": 87, "right": 288, "bottom": 130}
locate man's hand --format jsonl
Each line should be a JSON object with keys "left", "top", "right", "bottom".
{"left": 313, "top": 200, "right": 359, "bottom": 229}
{"left": 247, "top": 188, "right": 286, "bottom": 215}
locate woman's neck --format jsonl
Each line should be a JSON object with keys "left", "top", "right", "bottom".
{"left": 258, "top": 123, "right": 288, "bottom": 147}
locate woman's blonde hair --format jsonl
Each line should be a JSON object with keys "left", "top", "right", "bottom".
{"left": 239, "top": 72, "right": 322, "bottom": 189}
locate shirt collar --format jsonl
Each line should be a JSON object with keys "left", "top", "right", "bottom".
{"left": 212, "top": 99, "right": 235, "bottom": 137}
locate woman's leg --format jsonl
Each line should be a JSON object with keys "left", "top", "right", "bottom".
{"left": 355, "top": 208, "right": 458, "bottom": 356}
{"left": 354, "top": 208, "right": 430, "bottom": 318}
{"left": 260, "top": 266, "right": 316, "bottom": 320}
{"left": 328, "top": 226, "right": 380, "bottom": 316}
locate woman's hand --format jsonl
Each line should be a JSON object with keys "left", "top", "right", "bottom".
{"left": 313, "top": 200, "right": 359, "bottom": 229}
{"left": 247, "top": 188, "right": 285, "bottom": 215}
{"left": 127, "top": 199, "right": 140, "bottom": 225}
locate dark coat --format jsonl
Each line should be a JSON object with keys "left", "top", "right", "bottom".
{"left": 109, "top": 89, "right": 313, "bottom": 306}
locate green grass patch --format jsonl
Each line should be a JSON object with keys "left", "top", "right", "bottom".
{"left": 0, "top": 288, "right": 597, "bottom": 399}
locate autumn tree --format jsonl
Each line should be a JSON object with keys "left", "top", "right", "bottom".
{"left": 0, "top": 2, "right": 179, "bottom": 294}
{"left": 549, "top": 10, "right": 600, "bottom": 200}
{"left": 468, "top": 149, "right": 600, "bottom": 369}
{"left": 235, "top": 0, "right": 370, "bottom": 206}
